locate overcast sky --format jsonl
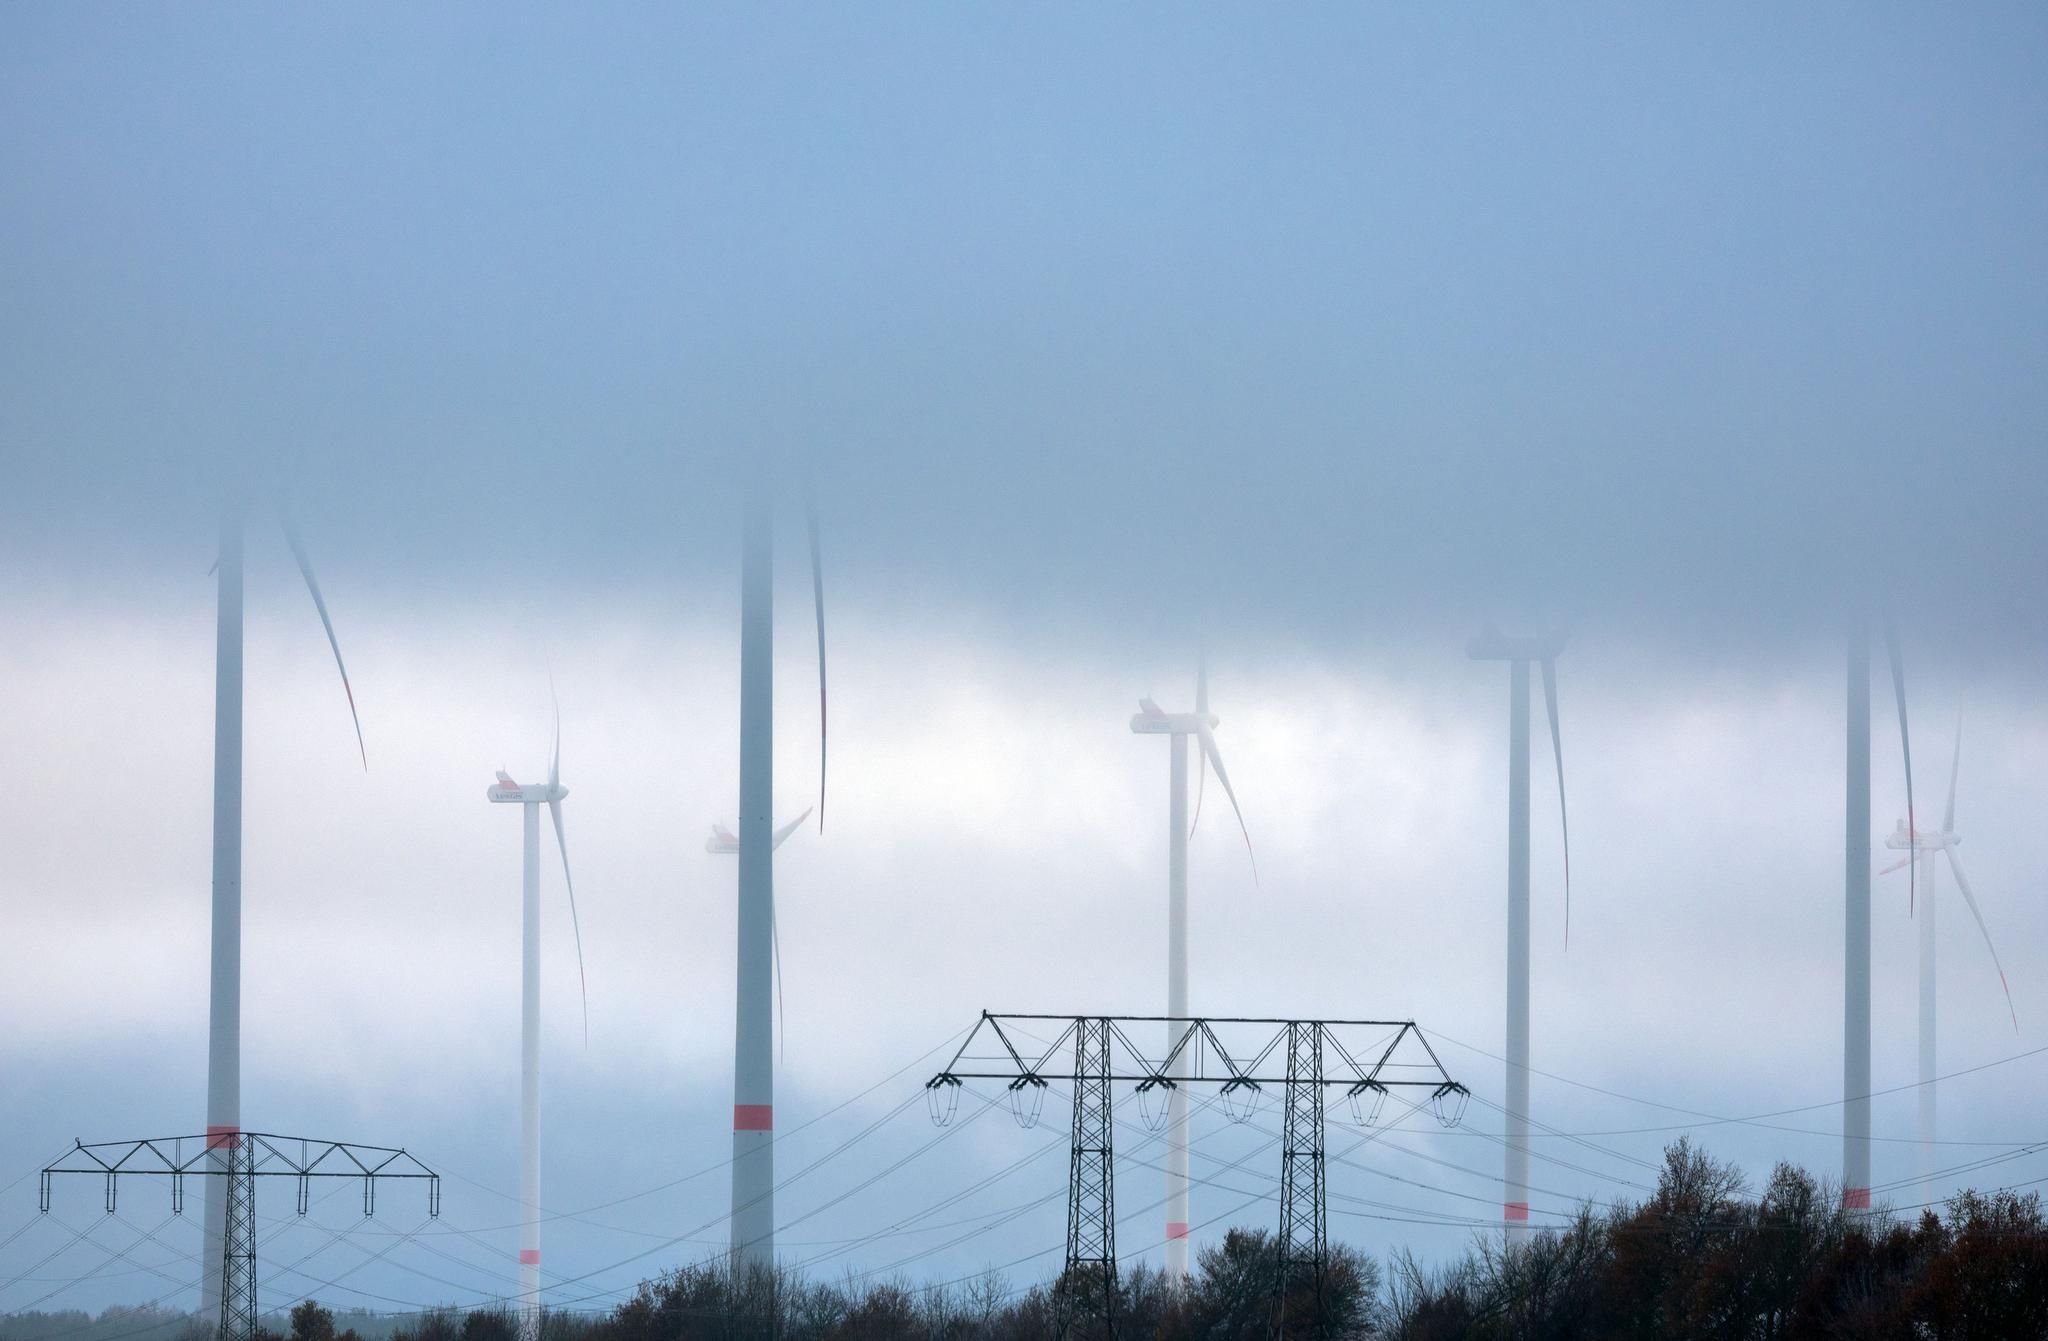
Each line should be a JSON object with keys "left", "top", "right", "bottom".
{"left": 3, "top": 1, "right": 2047, "bottom": 1320}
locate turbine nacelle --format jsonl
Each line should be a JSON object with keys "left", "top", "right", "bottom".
{"left": 1881, "top": 715, "right": 2014, "bottom": 1030}
{"left": 487, "top": 687, "right": 590, "bottom": 1044}
{"left": 1884, "top": 817, "right": 1956, "bottom": 852}
{"left": 1130, "top": 702, "right": 1220, "bottom": 735}
{"left": 1132, "top": 669, "right": 1257, "bottom": 880}
{"left": 487, "top": 771, "right": 568, "bottom": 804}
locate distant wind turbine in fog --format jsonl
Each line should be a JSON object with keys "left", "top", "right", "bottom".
{"left": 486, "top": 698, "right": 589, "bottom": 1341}
{"left": 1881, "top": 715, "right": 2018, "bottom": 1190}
{"left": 708, "top": 807, "right": 813, "bottom": 1062}
{"left": 728, "top": 482, "right": 829, "bottom": 1270}
{"left": 1841, "top": 621, "right": 1914, "bottom": 1213}
{"left": 200, "top": 503, "right": 367, "bottom": 1324}
{"left": 1467, "top": 626, "right": 1571, "bottom": 1243}
{"left": 1130, "top": 658, "right": 1256, "bottom": 1284}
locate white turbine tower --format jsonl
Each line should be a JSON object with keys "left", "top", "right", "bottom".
{"left": 708, "top": 808, "right": 812, "bottom": 1063}
{"left": 730, "top": 485, "right": 828, "bottom": 1270}
{"left": 1843, "top": 622, "right": 1914, "bottom": 1212}
{"left": 1881, "top": 716, "right": 2018, "bottom": 1191}
{"left": 200, "top": 504, "right": 366, "bottom": 1322}
{"left": 1467, "top": 626, "right": 1570, "bottom": 1242}
{"left": 1130, "top": 660, "right": 1255, "bottom": 1282}
{"left": 486, "top": 704, "right": 588, "bottom": 1341}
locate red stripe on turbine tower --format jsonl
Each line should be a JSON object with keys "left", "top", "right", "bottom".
{"left": 1844, "top": 1187, "right": 1871, "bottom": 1210}
{"left": 733, "top": 1104, "right": 773, "bottom": 1132}
{"left": 1166, "top": 1222, "right": 1189, "bottom": 1240}
{"left": 518, "top": 1250, "right": 541, "bottom": 1265}
{"left": 206, "top": 1125, "right": 240, "bottom": 1150}
{"left": 1504, "top": 1202, "right": 1530, "bottom": 1222}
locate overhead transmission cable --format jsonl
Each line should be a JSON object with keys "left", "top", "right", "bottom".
{"left": 1426, "top": 1027, "right": 2048, "bottom": 1144}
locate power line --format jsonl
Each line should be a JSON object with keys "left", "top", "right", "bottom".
{"left": 421, "top": 1023, "right": 972, "bottom": 1238}
{"left": 1425, "top": 1027, "right": 2048, "bottom": 1143}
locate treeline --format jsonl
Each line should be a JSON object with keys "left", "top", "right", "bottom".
{"left": 383, "top": 1236, "right": 1376, "bottom": 1341}
{"left": 9, "top": 1141, "right": 2048, "bottom": 1340}
{"left": 1383, "top": 1140, "right": 2048, "bottom": 1339}
{"left": 0, "top": 1306, "right": 195, "bottom": 1341}
{"left": 0, "top": 1304, "right": 402, "bottom": 1341}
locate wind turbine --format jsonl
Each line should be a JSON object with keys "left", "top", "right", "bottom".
{"left": 486, "top": 704, "right": 588, "bottom": 1341}
{"left": 708, "top": 808, "right": 812, "bottom": 1063}
{"left": 729, "top": 485, "right": 828, "bottom": 1270}
{"left": 200, "top": 504, "right": 366, "bottom": 1323}
{"left": 1466, "top": 626, "right": 1570, "bottom": 1242}
{"left": 1129, "top": 659, "right": 1255, "bottom": 1283}
{"left": 1842, "top": 622, "right": 1914, "bottom": 1212}
{"left": 1881, "top": 715, "right": 2017, "bottom": 1191}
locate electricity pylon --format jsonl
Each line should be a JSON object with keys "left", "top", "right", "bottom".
{"left": 1277, "top": 1021, "right": 1328, "bottom": 1303}
{"left": 1061, "top": 1016, "right": 1116, "bottom": 1338}
{"left": 928, "top": 1013, "right": 1466, "bottom": 1338}
{"left": 42, "top": 1132, "right": 439, "bottom": 1341}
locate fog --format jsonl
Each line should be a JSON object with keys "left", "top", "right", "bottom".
{"left": 3, "top": 0, "right": 2046, "bottom": 1322}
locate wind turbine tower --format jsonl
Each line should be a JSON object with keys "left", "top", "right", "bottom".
{"left": 1467, "top": 627, "right": 1570, "bottom": 1243}
{"left": 730, "top": 484, "right": 827, "bottom": 1270}
{"left": 1843, "top": 623, "right": 1913, "bottom": 1212}
{"left": 1881, "top": 716, "right": 2017, "bottom": 1192}
{"left": 486, "top": 705, "right": 586, "bottom": 1341}
{"left": 201, "top": 503, "right": 366, "bottom": 1322}
{"left": 1130, "top": 661, "right": 1255, "bottom": 1282}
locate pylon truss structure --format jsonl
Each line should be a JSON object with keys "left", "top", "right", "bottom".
{"left": 41, "top": 1133, "right": 439, "bottom": 1341}
{"left": 927, "top": 1014, "right": 1466, "bottom": 1335}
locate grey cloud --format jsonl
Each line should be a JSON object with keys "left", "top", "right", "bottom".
{"left": 3, "top": 6, "right": 2046, "bottom": 660}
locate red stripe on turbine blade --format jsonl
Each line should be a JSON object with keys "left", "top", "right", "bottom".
{"left": 1166, "top": 1222, "right": 1190, "bottom": 1240}
{"left": 1504, "top": 1202, "right": 1530, "bottom": 1222}
{"left": 733, "top": 1104, "right": 774, "bottom": 1132}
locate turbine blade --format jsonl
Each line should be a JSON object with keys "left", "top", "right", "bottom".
{"left": 1541, "top": 655, "right": 1571, "bottom": 950}
{"left": 1943, "top": 849, "right": 2018, "bottom": 1031}
{"left": 1944, "top": 711, "right": 1961, "bottom": 835}
{"left": 549, "top": 798, "right": 590, "bottom": 1046}
{"left": 550, "top": 677, "right": 561, "bottom": 793}
{"left": 1190, "top": 658, "right": 1210, "bottom": 838}
{"left": 772, "top": 899, "right": 786, "bottom": 1065}
{"left": 806, "top": 498, "right": 827, "bottom": 833}
{"left": 279, "top": 510, "right": 367, "bottom": 770}
{"left": 1194, "top": 722, "right": 1257, "bottom": 886}
{"left": 1877, "top": 851, "right": 1919, "bottom": 877}
{"left": 1883, "top": 621, "right": 1916, "bottom": 916}
{"left": 771, "top": 807, "right": 814, "bottom": 851}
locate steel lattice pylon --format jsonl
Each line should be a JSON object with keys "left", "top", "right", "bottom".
{"left": 1277, "top": 1022, "right": 1328, "bottom": 1318}
{"left": 41, "top": 1132, "right": 438, "bottom": 1341}
{"left": 218, "top": 1137, "right": 257, "bottom": 1341}
{"left": 1058, "top": 1016, "right": 1118, "bottom": 1338}
{"left": 932, "top": 1012, "right": 1466, "bottom": 1338}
